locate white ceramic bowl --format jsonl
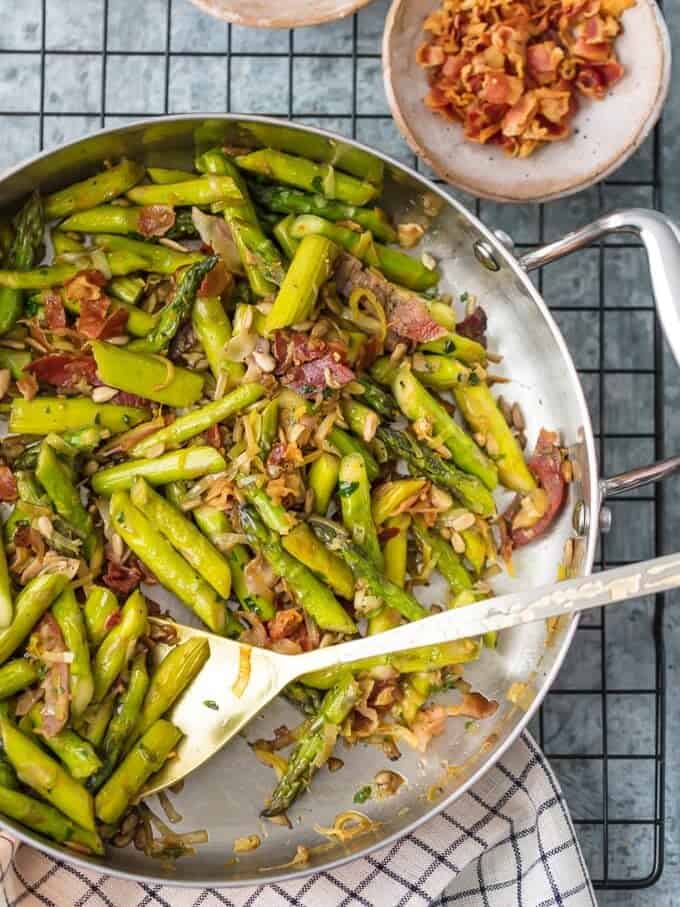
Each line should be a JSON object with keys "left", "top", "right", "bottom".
{"left": 189, "top": 0, "right": 374, "bottom": 28}
{"left": 383, "top": 0, "right": 671, "bottom": 202}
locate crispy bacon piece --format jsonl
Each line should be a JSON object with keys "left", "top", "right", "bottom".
{"left": 44, "top": 292, "right": 66, "bottom": 330}
{"left": 35, "top": 614, "right": 69, "bottom": 738}
{"left": 198, "top": 259, "right": 232, "bottom": 299}
{"left": 112, "top": 391, "right": 149, "bottom": 408}
{"left": 16, "top": 373, "right": 38, "bottom": 401}
{"left": 334, "top": 253, "right": 446, "bottom": 344}
{"left": 512, "top": 429, "right": 567, "bottom": 547}
{"left": 103, "top": 559, "right": 143, "bottom": 596}
{"left": 456, "top": 306, "right": 488, "bottom": 346}
{"left": 418, "top": 0, "right": 632, "bottom": 157}
{"left": 64, "top": 269, "right": 106, "bottom": 303}
{"left": 268, "top": 608, "right": 304, "bottom": 641}
{"left": 138, "top": 205, "right": 176, "bottom": 238}
{"left": 273, "top": 329, "right": 355, "bottom": 397}
{"left": 28, "top": 353, "right": 98, "bottom": 388}
{"left": 76, "top": 295, "right": 128, "bottom": 340}
{"left": 204, "top": 424, "right": 222, "bottom": 450}
{"left": 283, "top": 353, "right": 355, "bottom": 397}
{"left": 0, "top": 465, "right": 17, "bottom": 503}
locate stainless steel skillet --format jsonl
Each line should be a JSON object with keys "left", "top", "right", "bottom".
{"left": 0, "top": 115, "right": 678, "bottom": 887}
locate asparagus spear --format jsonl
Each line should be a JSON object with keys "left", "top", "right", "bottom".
{"left": 126, "top": 176, "right": 242, "bottom": 207}
{"left": 45, "top": 159, "right": 145, "bottom": 219}
{"left": 234, "top": 149, "right": 379, "bottom": 207}
{"left": 0, "top": 527, "right": 12, "bottom": 629}
{"left": 95, "top": 233, "right": 205, "bottom": 274}
{"left": 60, "top": 205, "right": 173, "bottom": 236}
{"left": 273, "top": 214, "right": 299, "bottom": 259}
{"left": 10, "top": 397, "right": 148, "bottom": 436}
{"left": 237, "top": 122, "right": 384, "bottom": 184}
{"left": 108, "top": 275, "right": 145, "bottom": 305}
{"left": 0, "top": 785, "right": 104, "bottom": 854}
{"left": 413, "top": 354, "right": 536, "bottom": 493}
{"left": 147, "top": 167, "right": 194, "bottom": 184}
{"left": 338, "top": 453, "right": 383, "bottom": 571}
{"left": 0, "top": 192, "right": 44, "bottom": 336}
{"left": 342, "top": 399, "right": 380, "bottom": 444}
{"left": 75, "top": 690, "right": 116, "bottom": 748}
{"left": 92, "top": 446, "right": 226, "bottom": 496}
{"left": 291, "top": 214, "right": 438, "bottom": 292}
{"left": 36, "top": 441, "right": 93, "bottom": 542}
{"left": 94, "top": 719, "right": 182, "bottom": 825}
{"left": 0, "top": 348, "right": 31, "bottom": 379}
{"left": 392, "top": 364, "right": 498, "bottom": 491}
{"left": 368, "top": 514, "right": 409, "bottom": 635}
{"left": 129, "top": 256, "right": 218, "bottom": 354}
{"left": 197, "top": 149, "right": 285, "bottom": 296}
{"left": 91, "top": 341, "right": 204, "bottom": 408}
{"left": 309, "top": 518, "right": 427, "bottom": 623}
{"left": 411, "top": 518, "right": 473, "bottom": 595}
{"left": 355, "top": 377, "right": 398, "bottom": 420}
{"left": 0, "top": 714, "right": 96, "bottom": 831}
{"left": 130, "top": 383, "right": 264, "bottom": 458}
{"left": 282, "top": 523, "right": 355, "bottom": 599}
{"left": 223, "top": 543, "right": 276, "bottom": 621}
{"left": 0, "top": 574, "right": 68, "bottom": 666}
{"left": 128, "top": 637, "right": 209, "bottom": 747}
{"left": 240, "top": 507, "right": 356, "bottom": 635}
{"left": 308, "top": 452, "right": 340, "bottom": 516}
{"left": 264, "top": 235, "right": 340, "bottom": 333}
{"left": 110, "top": 490, "right": 238, "bottom": 636}
{"left": 371, "top": 478, "right": 427, "bottom": 525}
{"left": 130, "top": 478, "right": 232, "bottom": 598}
{"left": 0, "top": 658, "right": 39, "bottom": 699}
{"left": 27, "top": 704, "right": 103, "bottom": 780}
{"left": 192, "top": 295, "right": 245, "bottom": 389}
{"left": 261, "top": 674, "right": 361, "bottom": 816}
{"left": 375, "top": 426, "right": 495, "bottom": 517}
{"left": 92, "top": 589, "right": 148, "bottom": 702}
{"left": 249, "top": 183, "right": 396, "bottom": 243}
{"left": 419, "top": 331, "right": 487, "bottom": 366}
{"left": 240, "top": 482, "right": 297, "bottom": 536}
{"left": 83, "top": 586, "right": 121, "bottom": 649}
{"left": 88, "top": 651, "right": 149, "bottom": 792}
{"left": 327, "top": 427, "right": 380, "bottom": 482}
{"left": 52, "top": 587, "right": 94, "bottom": 719}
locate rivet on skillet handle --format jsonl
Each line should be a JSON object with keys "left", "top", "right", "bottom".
{"left": 516, "top": 208, "right": 680, "bottom": 368}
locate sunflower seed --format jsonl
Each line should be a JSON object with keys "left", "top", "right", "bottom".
{"left": 92, "top": 385, "right": 118, "bottom": 403}
{"left": 451, "top": 531, "right": 466, "bottom": 554}
{"left": 450, "top": 511, "right": 475, "bottom": 532}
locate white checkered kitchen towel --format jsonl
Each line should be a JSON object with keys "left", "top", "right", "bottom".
{"left": 0, "top": 733, "right": 594, "bottom": 907}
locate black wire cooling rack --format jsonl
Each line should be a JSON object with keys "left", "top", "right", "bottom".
{"left": 0, "top": 0, "right": 667, "bottom": 890}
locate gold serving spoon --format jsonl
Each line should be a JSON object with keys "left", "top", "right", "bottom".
{"left": 143, "top": 549, "right": 680, "bottom": 795}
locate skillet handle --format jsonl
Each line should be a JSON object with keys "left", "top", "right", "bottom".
{"left": 600, "top": 455, "right": 680, "bottom": 498}
{"left": 518, "top": 208, "right": 680, "bottom": 367}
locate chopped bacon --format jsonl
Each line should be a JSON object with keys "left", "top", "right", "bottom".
{"left": 282, "top": 353, "right": 355, "bottom": 397}
{"left": 15, "top": 683, "right": 43, "bottom": 717}
{"left": 44, "top": 292, "right": 66, "bottom": 330}
{"left": 112, "top": 391, "right": 150, "bottom": 408}
{"left": 513, "top": 429, "right": 567, "bottom": 547}
{"left": 28, "top": 353, "right": 98, "bottom": 389}
{"left": 334, "top": 253, "right": 446, "bottom": 344}
{"left": 389, "top": 299, "right": 447, "bottom": 343}
{"left": 418, "top": 0, "right": 632, "bottom": 157}
{"left": 103, "top": 558, "right": 143, "bottom": 596}
{"left": 64, "top": 269, "right": 106, "bottom": 303}
{"left": 267, "top": 442, "right": 287, "bottom": 469}
{"left": 0, "top": 465, "right": 17, "bottom": 503}
{"left": 204, "top": 424, "right": 222, "bottom": 450}
{"left": 35, "top": 614, "right": 69, "bottom": 738}
{"left": 76, "top": 295, "right": 128, "bottom": 340}
{"left": 198, "top": 259, "right": 232, "bottom": 298}
{"left": 456, "top": 306, "right": 488, "bottom": 346}
{"left": 268, "top": 608, "right": 303, "bottom": 641}
{"left": 138, "top": 204, "right": 176, "bottom": 238}
{"left": 273, "top": 329, "right": 355, "bottom": 396}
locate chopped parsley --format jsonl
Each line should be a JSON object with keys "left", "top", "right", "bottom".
{"left": 203, "top": 700, "right": 219, "bottom": 711}
{"left": 460, "top": 291, "right": 469, "bottom": 303}
{"left": 353, "top": 785, "right": 372, "bottom": 804}
{"left": 338, "top": 480, "right": 359, "bottom": 497}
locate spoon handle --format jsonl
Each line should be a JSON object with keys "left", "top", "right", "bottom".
{"left": 291, "top": 551, "right": 680, "bottom": 677}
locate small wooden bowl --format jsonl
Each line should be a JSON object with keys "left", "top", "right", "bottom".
{"left": 189, "top": 0, "right": 375, "bottom": 28}
{"left": 382, "top": 0, "right": 671, "bottom": 203}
